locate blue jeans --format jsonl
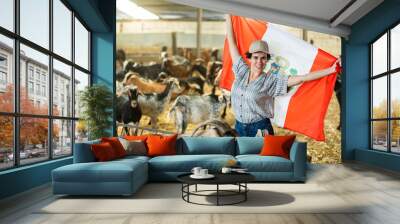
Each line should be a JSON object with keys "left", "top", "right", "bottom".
{"left": 235, "top": 118, "right": 275, "bottom": 137}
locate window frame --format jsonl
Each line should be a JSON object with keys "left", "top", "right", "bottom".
{"left": 0, "top": 0, "right": 92, "bottom": 171}
{"left": 370, "top": 20, "right": 400, "bottom": 154}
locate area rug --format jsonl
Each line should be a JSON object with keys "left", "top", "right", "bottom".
{"left": 37, "top": 183, "right": 361, "bottom": 214}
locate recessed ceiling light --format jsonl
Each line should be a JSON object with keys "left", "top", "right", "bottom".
{"left": 117, "top": 0, "right": 159, "bottom": 20}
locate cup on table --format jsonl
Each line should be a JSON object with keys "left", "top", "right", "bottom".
{"left": 221, "top": 167, "right": 232, "bottom": 174}
{"left": 199, "top": 169, "right": 208, "bottom": 176}
{"left": 191, "top": 167, "right": 202, "bottom": 176}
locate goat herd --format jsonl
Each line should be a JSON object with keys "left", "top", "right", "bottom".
{"left": 116, "top": 53, "right": 232, "bottom": 136}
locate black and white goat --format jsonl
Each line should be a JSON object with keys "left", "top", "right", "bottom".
{"left": 124, "top": 60, "right": 164, "bottom": 80}
{"left": 116, "top": 87, "right": 142, "bottom": 135}
{"left": 168, "top": 87, "right": 227, "bottom": 134}
{"left": 138, "top": 80, "right": 180, "bottom": 129}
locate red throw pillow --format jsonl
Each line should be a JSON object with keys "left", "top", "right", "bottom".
{"left": 101, "top": 137, "right": 126, "bottom": 158}
{"left": 91, "top": 142, "right": 117, "bottom": 161}
{"left": 260, "top": 135, "right": 296, "bottom": 159}
{"left": 146, "top": 134, "right": 178, "bottom": 157}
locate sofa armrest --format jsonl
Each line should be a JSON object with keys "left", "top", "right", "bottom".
{"left": 73, "top": 140, "right": 100, "bottom": 163}
{"left": 289, "top": 141, "right": 307, "bottom": 181}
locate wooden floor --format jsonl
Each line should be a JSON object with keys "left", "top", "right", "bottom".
{"left": 1, "top": 162, "right": 400, "bottom": 224}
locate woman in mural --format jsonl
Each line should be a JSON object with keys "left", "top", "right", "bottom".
{"left": 225, "top": 15, "right": 340, "bottom": 137}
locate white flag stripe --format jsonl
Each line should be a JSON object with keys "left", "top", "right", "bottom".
{"left": 262, "top": 24, "right": 318, "bottom": 126}
{"left": 263, "top": 24, "right": 318, "bottom": 75}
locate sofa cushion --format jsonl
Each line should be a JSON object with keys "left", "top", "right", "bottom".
{"left": 91, "top": 142, "right": 118, "bottom": 161}
{"left": 236, "top": 137, "right": 263, "bottom": 155}
{"left": 147, "top": 134, "right": 178, "bottom": 157}
{"left": 101, "top": 137, "right": 127, "bottom": 158}
{"left": 73, "top": 139, "right": 101, "bottom": 163}
{"left": 119, "top": 138, "right": 147, "bottom": 156}
{"left": 260, "top": 135, "right": 296, "bottom": 159}
{"left": 236, "top": 155, "right": 293, "bottom": 172}
{"left": 52, "top": 159, "right": 147, "bottom": 183}
{"left": 116, "top": 155, "right": 150, "bottom": 163}
{"left": 149, "top": 154, "right": 235, "bottom": 172}
{"left": 124, "top": 135, "right": 149, "bottom": 141}
{"left": 177, "top": 137, "right": 235, "bottom": 155}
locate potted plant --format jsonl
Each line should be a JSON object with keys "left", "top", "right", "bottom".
{"left": 79, "top": 84, "right": 113, "bottom": 140}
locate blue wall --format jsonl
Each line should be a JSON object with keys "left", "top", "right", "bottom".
{"left": 343, "top": 0, "right": 400, "bottom": 171}
{"left": 91, "top": 0, "right": 116, "bottom": 136}
{"left": 0, "top": 158, "right": 72, "bottom": 199}
{"left": 0, "top": 0, "right": 116, "bottom": 200}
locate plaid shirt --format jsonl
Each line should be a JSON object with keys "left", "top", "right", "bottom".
{"left": 231, "top": 57, "right": 288, "bottom": 123}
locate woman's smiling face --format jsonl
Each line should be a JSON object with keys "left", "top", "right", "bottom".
{"left": 250, "top": 51, "right": 268, "bottom": 73}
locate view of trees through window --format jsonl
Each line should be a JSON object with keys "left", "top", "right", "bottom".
{"left": 371, "top": 23, "right": 400, "bottom": 153}
{"left": 0, "top": 0, "right": 91, "bottom": 170}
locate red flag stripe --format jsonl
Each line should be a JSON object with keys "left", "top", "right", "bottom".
{"left": 284, "top": 49, "right": 337, "bottom": 141}
{"left": 220, "top": 16, "right": 267, "bottom": 90}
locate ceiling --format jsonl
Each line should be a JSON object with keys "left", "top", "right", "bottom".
{"left": 119, "top": 0, "right": 384, "bottom": 37}
{"left": 117, "top": 0, "right": 225, "bottom": 21}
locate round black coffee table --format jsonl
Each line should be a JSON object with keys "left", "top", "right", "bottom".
{"left": 177, "top": 173, "right": 255, "bottom": 206}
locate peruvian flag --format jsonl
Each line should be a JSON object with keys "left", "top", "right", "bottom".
{"left": 220, "top": 16, "right": 339, "bottom": 141}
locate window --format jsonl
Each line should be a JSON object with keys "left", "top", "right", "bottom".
{"left": 28, "top": 81, "right": 34, "bottom": 94}
{"left": 53, "top": 119, "right": 72, "bottom": 158}
{"left": 41, "top": 73, "right": 46, "bottom": 83}
{"left": 54, "top": 89, "right": 58, "bottom": 100}
{"left": 74, "top": 69, "right": 89, "bottom": 119}
{"left": 0, "top": 52, "right": 9, "bottom": 90}
{"left": 35, "top": 70, "right": 41, "bottom": 81}
{"left": 20, "top": 0, "right": 49, "bottom": 49}
{"left": 28, "top": 67, "right": 34, "bottom": 80}
{"left": 0, "top": 0, "right": 14, "bottom": 32}
{"left": 0, "top": 116, "right": 13, "bottom": 170}
{"left": 20, "top": 117, "right": 49, "bottom": 165}
{"left": 0, "top": 54, "right": 7, "bottom": 67}
{"left": 53, "top": 0, "right": 72, "bottom": 60}
{"left": 0, "top": 71, "right": 6, "bottom": 85}
{"left": 0, "top": 35, "right": 13, "bottom": 113}
{"left": 371, "top": 23, "right": 400, "bottom": 154}
{"left": 53, "top": 59, "right": 72, "bottom": 117}
{"left": 75, "top": 17, "right": 89, "bottom": 70}
{"left": 42, "top": 85, "right": 46, "bottom": 97}
{"left": 35, "top": 83, "right": 40, "bottom": 95}
{"left": 0, "top": 0, "right": 91, "bottom": 170}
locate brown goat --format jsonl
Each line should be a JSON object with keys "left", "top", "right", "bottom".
{"left": 123, "top": 72, "right": 171, "bottom": 94}
{"left": 162, "top": 58, "right": 192, "bottom": 79}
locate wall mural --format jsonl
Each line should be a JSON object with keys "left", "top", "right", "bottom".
{"left": 115, "top": 6, "right": 342, "bottom": 163}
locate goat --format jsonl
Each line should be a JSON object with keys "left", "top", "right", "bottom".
{"left": 138, "top": 80, "right": 180, "bottom": 129}
{"left": 191, "top": 63, "right": 207, "bottom": 79}
{"left": 168, "top": 87, "right": 227, "bottom": 134}
{"left": 161, "top": 58, "right": 192, "bottom": 79}
{"left": 157, "top": 71, "right": 205, "bottom": 96}
{"left": 206, "top": 61, "right": 223, "bottom": 85}
{"left": 124, "top": 60, "right": 163, "bottom": 80}
{"left": 212, "top": 69, "right": 232, "bottom": 110}
{"left": 116, "top": 87, "right": 142, "bottom": 135}
{"left": 191, "top": 119, "right": 238, "bottom": 137}
{"left": 123, "top": 72, "right": 180, "bottom": 94}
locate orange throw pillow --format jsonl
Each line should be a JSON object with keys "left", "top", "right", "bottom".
{"left": 91, "top": 142, "right": 117, "bottom": 161}
{"left": 101, "top": 137, "right": 126, "bottom": 158}
{"left": 260, "top": 135, "right": 296, "bottom": 159}
{"left": 146, "top": 134, "right": 178, "bottom": 157}
{"left": 124, "top": 135, "right": 149, "bottom": 141}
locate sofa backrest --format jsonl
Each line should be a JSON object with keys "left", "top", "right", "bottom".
{"left": 235, "top": 137, "right": 264, "bottom": 155}
{"left": 73, "top": 139, "right": 100, "bottom": 163}
{"left": 74, "top": 136, "right": 302, "bottom": 160}
{"left": 177, "top": 137, "right": 235, "bottom": 155}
